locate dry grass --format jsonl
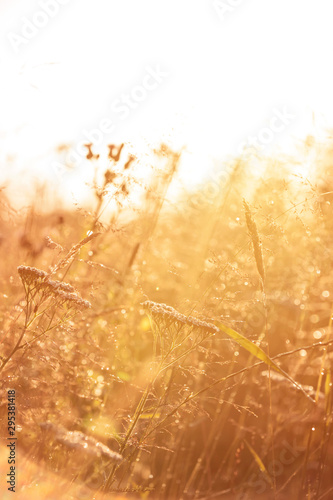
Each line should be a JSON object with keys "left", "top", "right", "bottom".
{"left": 1, "top": 140, "right": 333, "bottom": 499}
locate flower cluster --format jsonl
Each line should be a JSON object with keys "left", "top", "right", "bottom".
{"left": 40, "top": 422, "right": 122, "bottom": 462}
{"left": 142, "top": 300, "right": 219, "bottom": 334}
{"left": 17, "top": 266, "right": 91, "bottom": 309}
{"left": 53, "top": 289, "right": 91, "bottom": 309}
{"left": 39, "top": 278, "right": 91, "bottom": 309}
{"left": 17, "top": 265, "right": 48, "bottom": 285}
{"left": 40, "top": 278, "right": 76, "bottom": 294}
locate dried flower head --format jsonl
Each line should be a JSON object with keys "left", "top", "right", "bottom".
{"left": 107, "top": 143, "right": 124, "bottom": 162}
{"left": 42, "top": 279, "right": 76, "bottom": 294}
{"left": 142, "top": 300, "right": 219, "bottom": 334}
{"left": 84, "top": 143, "right": 99, "bottom": 160}
{"left": 124, "top": 154, "right": 135, "bottom": 170}
{"left": 17, "top": 265, "right": 48, "bottom": 286}
{"left": 56, "top": 290, "right": 91, "bottom": 309}
{"left": 40, "top": 422, "right": 122, "bottom": 462}
{"left": 17, "top": 267, "right": 91, "bottom": 309}
{"left": 40, "top": 279, "right": 91, "bottom": 309}
{"left": 104, "top": 169, "right": 117, "bottom": 185}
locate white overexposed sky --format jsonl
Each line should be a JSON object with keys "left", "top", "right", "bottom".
{"left": 0, "top": 0, "right": 333, "bottom": 206}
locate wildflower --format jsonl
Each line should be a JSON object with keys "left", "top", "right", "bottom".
{"left": 41, "top": 278, "right": 76, "bottom": 294}
{"left": 84, "top": 143, "right": 100, "bottom": 160}
{"left": 55, "top": 290, "right": 91, "bottom": 309}
{"left": 104, "top": 169, "right": 117, "bottom": 185}
{"left": 142, "top": 300, "right": 219, "bottom": 333}
{"left": 41, "top": 280, "right": 91, "bottom": 309}
{"left": 17, "top": 265, "right": 48, "bottom": 286}
{"left": 121, "top": 182, "right": 129, "bottom": 195}
{"left": 40, "top": 422, "right": 122, "bottom": 461}
{"left": 107, "top": 143, "right": 124, "bottom": 162}
{"left": 17, "top": 267, "right": 91, "bottom": 309}
{"left": 124, "top": 154, "right": 135, "bottom": 170}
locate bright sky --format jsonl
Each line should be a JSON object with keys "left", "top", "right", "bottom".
{"left": 0, "top": 0, "right": 333, "bottom": 205}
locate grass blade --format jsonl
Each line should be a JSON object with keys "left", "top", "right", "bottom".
{"left": 245, "top": 439, "right": 273, "bottom": 487}
{"left": 218, "top": 322, "right": 316, "bottom": 404}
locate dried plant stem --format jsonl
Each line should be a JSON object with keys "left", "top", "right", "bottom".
{"left": 0, "top": 326, "right": 28, "bottom": 374}
{"left": 49, "top": 232, "right": 100, "bottom": 275}
{"left": 243, "top": 200, "right": 277, "bottom": 494}
{"left": 243, "top": 199, "right": 265, "bottom": 285}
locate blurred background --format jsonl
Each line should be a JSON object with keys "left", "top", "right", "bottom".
{"left": 1, "top": 0, "right": 333, "bottom": 208}
{"left": 2, "top": 3, "right": 333, "bottom": 498}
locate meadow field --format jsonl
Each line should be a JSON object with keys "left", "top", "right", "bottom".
{"left": 1, "top": 139, "right": 333, "bottom": 500}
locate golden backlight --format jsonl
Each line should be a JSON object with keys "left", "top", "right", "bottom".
{"left": 1, "top": 1, "right": 333, "bottom": 500}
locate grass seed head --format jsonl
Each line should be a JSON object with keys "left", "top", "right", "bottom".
{"left": 243, "top": 200, "right": 265, "bottom": 283}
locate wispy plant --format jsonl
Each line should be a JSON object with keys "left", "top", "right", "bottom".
{"left": 243, "top": 199, "right": 265, "bottom": 285}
